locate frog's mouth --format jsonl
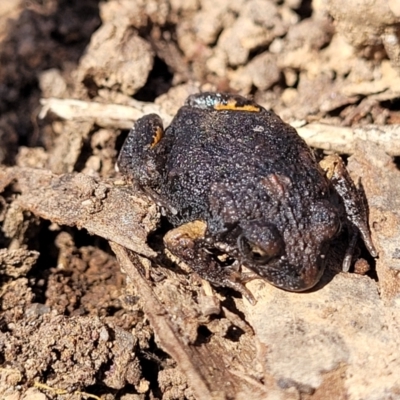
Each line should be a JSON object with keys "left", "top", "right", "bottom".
{"left": 291, "top": 262, "right": 326, "bottom": 291}
{"left": 242, "top": 251, "right": 326, "bottom": 292}
{"left": 255, "top": 260, "right": 326, "bottom": 292}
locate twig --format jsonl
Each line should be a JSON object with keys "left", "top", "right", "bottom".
{"left": 40, "top": 97, "right": 400, "bottom": 155}
{"left": 39, "top": 97, "right": 172, "bottom": 129}
{"left": 109, "top": 242, "right": 214, "bottom": 400}
{"left": 297, "top": 123, "right": 400, "bottom": 156}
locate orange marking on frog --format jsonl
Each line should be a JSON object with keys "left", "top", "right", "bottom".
{"left": 214, "top": 100, "right": 260, "bottom": 112}
{"left": 150, "top": 126, "right": 164, "bottom": 148}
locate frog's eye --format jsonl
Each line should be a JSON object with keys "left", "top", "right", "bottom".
{"left": 238, "top": 236, "right": 283, "bottom": 264}
{"left": 238, "top": 220, "right": 284, "bottom": 264}
{"left": 238, "top": 231, "right": 284, "bottom": 266}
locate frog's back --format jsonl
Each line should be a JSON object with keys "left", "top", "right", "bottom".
{"left": 160, "top": 104, "right": 327, "bottom": 224}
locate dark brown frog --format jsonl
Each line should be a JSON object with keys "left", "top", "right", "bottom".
{"left": 117, "top": 92, "right": 376, "bottom": 303}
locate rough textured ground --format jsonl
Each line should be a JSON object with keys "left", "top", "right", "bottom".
{"left": 0, "top": 1, "right": 400, "bottom": 399}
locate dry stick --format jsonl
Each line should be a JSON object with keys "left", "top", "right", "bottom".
{"left": 40, "top": 97, "right": 400, "bottom": 156}
{"left": 109, "top": 242, "right": 213, "bottom": 400}
{"left": 39, "top": 97, "right": 173, "bottom": 129}
{"left": 296, "top": 123, "right": 400, "bottom": 156}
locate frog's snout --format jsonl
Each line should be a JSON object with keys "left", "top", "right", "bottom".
{"left": 254, "top": 256, "right": 326, "bottom": 292}
{"left": 294, "top": 262, "right": 325, "bottom": 291}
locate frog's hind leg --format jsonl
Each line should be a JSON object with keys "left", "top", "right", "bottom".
{"left": 319, "top": 154, "right": 377, "bottom": 271}
{"left": 117, "top": 114, "right": 177, "bottom": 213}
{"left": 164, "top": 220, "right": 257, "bottom": 304}
{"left": 117, "top": 114, "right": 165, "bottom": 188}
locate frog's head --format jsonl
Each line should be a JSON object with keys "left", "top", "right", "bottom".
{"left": 237, "top": 200, "right": 340, "bottom": 291}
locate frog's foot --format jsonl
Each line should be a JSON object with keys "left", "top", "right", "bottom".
{"left": 164, "top": 221, "right": 256, "bottom": 304}
{"left": 341, "top": 227, "right": 359, "bottom": 272}
{"left": 144, "top": 187, "right": 178, "bottom": 216}
{"left": 215, "top": 267, "right": 257, "bottom": 305}
{"left": 319, "top": 154, "right": 377, "bottom": 270}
